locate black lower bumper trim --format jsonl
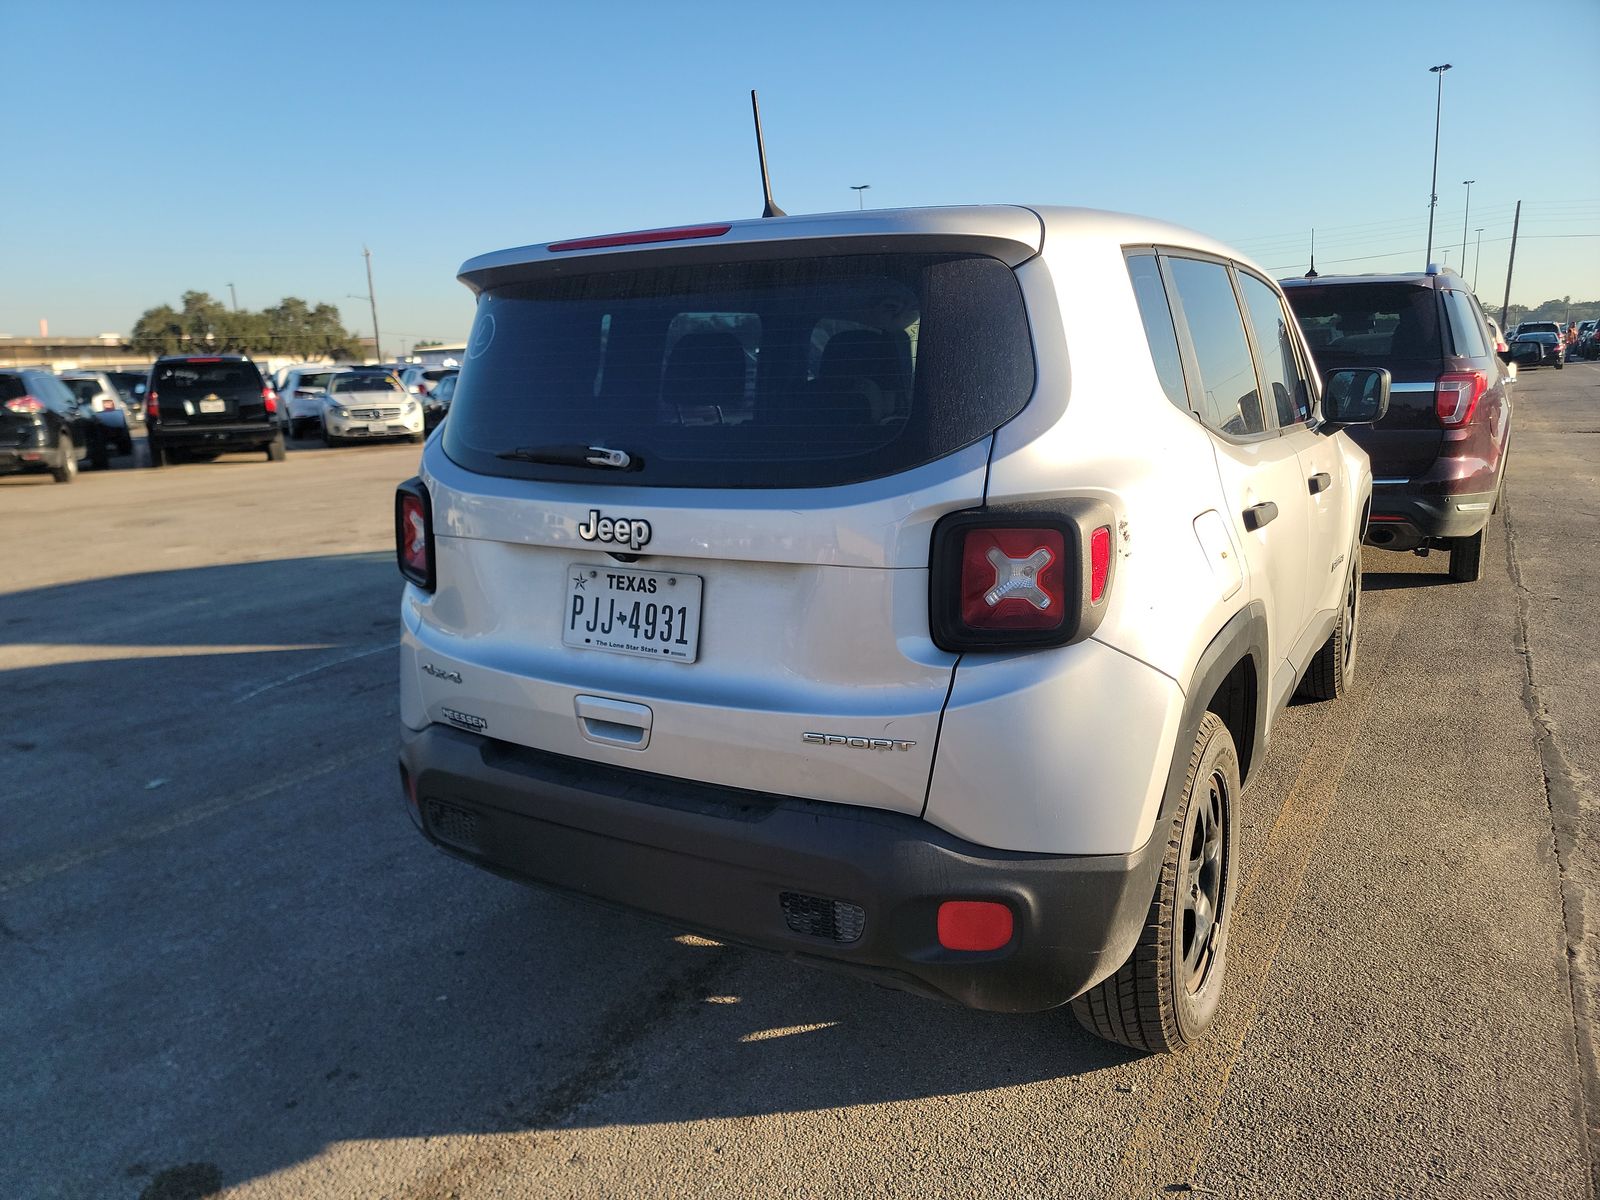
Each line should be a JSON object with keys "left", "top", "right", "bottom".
{"left": 1367, "top": 487, "right": 1496, "bottom": 545}
{"left": 399, "top": 724, "right": 1162, "bottom": 1013}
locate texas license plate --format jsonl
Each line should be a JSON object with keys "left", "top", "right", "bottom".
{"left": 199, "top": 398, "right": 226, "bottom": 414}
{"left": 368, "top": 422, "right": 387, "bottom": 434}
{"left": 563, "top": 565, "right": 703, "bottom": 662}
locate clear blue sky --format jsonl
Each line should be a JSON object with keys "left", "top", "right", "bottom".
{"left": 5, "top": 0, "right": 1597, "bottom": 350}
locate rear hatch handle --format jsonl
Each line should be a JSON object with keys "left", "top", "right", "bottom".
{"left": 575, "top": 695, "right": 653, "bottom": 750}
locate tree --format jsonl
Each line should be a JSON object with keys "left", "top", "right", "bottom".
{"left": 130, "top": 293, "right": 363, "bottom": 359}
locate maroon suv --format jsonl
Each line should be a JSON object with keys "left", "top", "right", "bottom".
{"left": 1282, "top": 268, "right": 1511, "bottom": 583}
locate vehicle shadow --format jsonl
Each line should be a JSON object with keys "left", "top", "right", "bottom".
{"left": 0, "top": 554, "right": 1137, "bottom": 1199}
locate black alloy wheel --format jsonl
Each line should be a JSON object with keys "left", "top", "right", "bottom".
{"left": 1180, "top": 769, "right": 1228, "bottom": 997}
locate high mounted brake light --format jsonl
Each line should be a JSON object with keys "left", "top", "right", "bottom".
{"left": 929, "top": 501, "right": 1117, "bottom": 652}
{"left": 548, "top": 224, "right": 733, "bottom": 252}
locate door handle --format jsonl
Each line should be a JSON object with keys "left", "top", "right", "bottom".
{"left": 1242, "top": 501, "right": 1279, "bottom": 531}
{"left": 1308, "top": 472, "right": 1332, "bottom": 494}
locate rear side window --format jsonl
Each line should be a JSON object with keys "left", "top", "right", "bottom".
{"left": 1281, "top": 284, "right": 1441, "bottom": 365}
{"left": 1237, "top": 273, "right": 1311, "bottom": 427}
{"left": 331, "top": 374, "right": 402, "bottom": 394}
{"left": 1441, "top": 290, "right": 1488, "bottom": 358}
{"left": 154, "top": 360, "right": 264, "bottom": 399}
{"left": 63, "top": 378, "right": 99, "bottom": 402}
{"left": 0, "top": 373, "right": 25, "bottom": 402}
{"left": 1126, "top": 254, "right": 1189, "bottom": 412}
{"left": 1165, "top": 257, "right": 1267, "bottom": 438}
{"left": 443, "top": 252, "right": 1035, "bottom": 489}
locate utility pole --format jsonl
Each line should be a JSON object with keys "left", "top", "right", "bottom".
{"left": 1459, "top": 179, "right": 1474, "bottom": 271}
{"left": 1425, "top": 63, "right": 1452, "bottom": 268}
{"left": 1473, "top": 228, "right": 1484, "bottom": 292}
{"left": 1500, "top": 200, "right": 1521, "bottom": 328}
{"left": 362, "top": 245, "right": 383, "bottom": 363}
{"left": 227, "top": 282, "right": 238, "bottom": 312}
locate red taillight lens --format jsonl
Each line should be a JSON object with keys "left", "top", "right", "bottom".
{"left": 1089, "top": 525, "right": 1112, "bottom": 604}
{"left": 937, "top": 901, "right": 1014, "bottom": 952}
{"left": 146, "top": 391, "right": 160, "bottom": 418}
{"left": 958, "top": 527, "right": 1067, "bottom": 632}
{"left": 4, "top": 395, "right": 45, "bottom": 413}
{"left": 262, "top": 386, "right": 278, "bottom": 414}
{"left": 395, "top": 480, "right": 434, "bottom": 590}
{"left": 1435, "top": 370, "right": 1487, "bottom": 427}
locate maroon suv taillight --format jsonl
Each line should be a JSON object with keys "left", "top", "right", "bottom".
{"left": 1435, "top": 370, "right": 1487, "bottom": 427}
{"left": 3, "top": 395, "right": 45, "bottom": 413}
{"left": 930, "top": 501, "right": 1116, "bottom": 652}
{"left": 395, "top": 477, "right": 435, "bottom": 591}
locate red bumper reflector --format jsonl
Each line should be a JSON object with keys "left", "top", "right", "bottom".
{"left": 1089, "top": 525, "right": 1112, "bottom": 604}
{"left": 937, "top": 900, "right": 1014, "bottom": 951}
{"left": 549, "top": 223, "right": 733, "bottom": 252}
{"left": 1368, "top": 515, "right": 1406, "bottom": 523}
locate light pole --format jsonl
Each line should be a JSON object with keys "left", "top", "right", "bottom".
{"left": 1425, "top": 63, "right": 1452, "bottom": 268}
{"left": 850, "top": 184, "right": 870, "bottom": 209}
{"left": 362, "top": 246, "right": 382, "bottom": 363}
{"left": 227, "top": 282, "right": 238, "bottom": 312}
{"left": 1473, "top": 227, "right": 1484, "bottom": 291}
{"left": 1459, "top": 179, "right": 1475, "bottom": 274}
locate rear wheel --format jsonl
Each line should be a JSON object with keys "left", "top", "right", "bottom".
{"left": 50, "top": 432, "right": 78, "bottom": 483}
{"left": 266, "top": 434, "right": 286, "bottom": 462}
{"left": 1070, "top": 712, "right": 1238, "bottom": 1053}
{"left": 1297, "top": 545, "right": 1360, "bottom": 701}
{"left": 1448, "top": 528, "right": 1485, "bottom": 583}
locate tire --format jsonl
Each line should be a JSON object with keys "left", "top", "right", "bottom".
{"left": 1070, "top": 712, "right": 1238, "bottom": 1053}
{"left": 50, "top": 432, "right": 78, "bottom": 483}
{"left": 145, "top": 439, "right": 164, "bottom": 468}
{"left": 1297, "top": 546, "right": 1361, "bottom": 701}
{"left": 322, "top": 428, "right": 341, "bottom": 448}
{"left": 89, "top": 435, "right": 110, "bottom": 471}
{"left": 266, "top": 434, "right": 286, "bottom": 462}
{"left": 1449, "top": 527, "right": 1485, "bottom": 583}
{"left": 408, "top": 432, "right": 425, "bottom": 444}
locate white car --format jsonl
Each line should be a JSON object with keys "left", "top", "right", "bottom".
{"left": 320, "top": 371, "right": 423, "bottom": 445}
{"left": 277, "top": 364, "right": 341, "bottom": 439}
{"left": 394, "top": 206, "right": 1387, "bottom": 1052}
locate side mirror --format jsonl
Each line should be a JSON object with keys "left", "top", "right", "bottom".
{"left": 1322, "top": 367, "right": 1390, "bottom": 426}
{"left": 1497, "top": 347, "right": 1514, "bottom": 364}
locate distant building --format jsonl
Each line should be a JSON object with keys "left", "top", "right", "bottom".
{"left": 0, "top": 334, "right": 144, "bottom": 370}
{"left": 408, "top": 343, "right": 466, "bottom": 368}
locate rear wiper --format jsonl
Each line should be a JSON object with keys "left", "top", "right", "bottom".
{"left": 496, "top": 444, "right": 639, "bottom": 470}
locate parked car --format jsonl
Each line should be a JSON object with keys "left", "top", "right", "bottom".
{"left": 278, "top": 364, "right": 342, "bottom": 439}
{"left": 1510, "top": 331, "right": 1565, "bottom": 370}
{"left": 104, "top": 370, "right": 150, "bottom": 419}
{"left": 144, "top": 355, "right": 285, "bottom": 467}
{"left": 1515, "top": 321, "right": 1564, "bottom": 357}
{"left": 1484, "top": 317, "right": 1517, "bottom": 382}
{"left": 422, "top": 370, "right": 457, "bottom": 430}
{"left": 0, "top": 368, "right": 103, "bottom": 481}
{"left": 1575, "top": 319, "right": 1599, "bottom": 361}
{"left": 321, "top": 371, "right": 423, "bottom": 445}
{"left": 394, "top": 206, "right": 1390, "bottom": 1053}
{"left": 398, "top": 365, "right": 458, "bottom": 397}
{"left": 1282, "top": 268, "right": 1511, "bottom": 583}
{"left": 59, "top": 372, "right": 135, "bottom": 456}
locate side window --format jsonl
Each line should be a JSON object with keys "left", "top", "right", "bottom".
{"left": 1126, "top": 254, "right": 1190, "bottom": 412}
{"left": 1442, "top": 289, "right": 1488, "bottom": 358}
{"left": 1237, "top": 272, "right": 1312, "bottom": 427}
{"left": 1165, "top": 257, "right": 1267, "bottom": 438}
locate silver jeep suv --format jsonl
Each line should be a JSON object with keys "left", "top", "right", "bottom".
{"left": 395, "top": 206, "right": 1388, "bottom": 1052}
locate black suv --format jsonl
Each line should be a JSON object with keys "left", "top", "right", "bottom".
{"left": 0, "top": 368, "right": 103, "bottom": 482}
{"left": 144, "top": 355, "right": 285, "bottom": 467}
{"left": 1281, "top": 268, "right": 1511, "bottom": 582}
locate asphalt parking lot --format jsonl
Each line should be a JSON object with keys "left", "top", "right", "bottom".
{"left": 3, "top": 371, "right": 1596, "bottom": 1199}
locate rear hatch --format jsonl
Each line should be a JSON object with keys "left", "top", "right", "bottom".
{"left": 0, "top": 373, "right": 40, "bottom": 448}
{"left": 416, "top": 212, "right": 1041, "bottom": 815}
{"left": 1285, "top": 281, "right": 1443, "bottom": 477}
{"left": 151, "top": 359, "right": 268, "bottom": 427}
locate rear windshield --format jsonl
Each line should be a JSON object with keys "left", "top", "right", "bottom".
{"left": 443, "top": 252, "right": 1035, "bottom": 488}
{"left": 0, "top": 374, "right": 24, "bottom": 402}
{"left": 153, "top": 360, "right": 263, "bottom": 399}
{"left": 1283, "top": 284, "right": 1441, "bottom": 365}
{"left": 331, "top": 373, "right": 402, "bottom": 394}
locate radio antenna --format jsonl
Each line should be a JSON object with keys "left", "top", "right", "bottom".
{"left": 750, "top": 90, "right": 785, "bottom": 218}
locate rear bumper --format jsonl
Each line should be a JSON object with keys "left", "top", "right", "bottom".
{"left": 150, "top": 423, "right": 277, "bottom": 450}
{"left": 399, "top": 723, "right": 1160, "bottom": 1013}
{"left": 1367, "top": 486, "right": 1497, "bottom": 547}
